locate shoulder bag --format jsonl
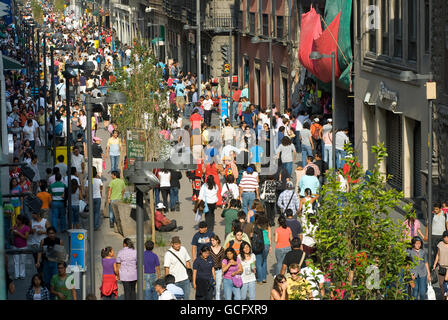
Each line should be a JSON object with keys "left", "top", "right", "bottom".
{"left": 260, "top": 181, "right": 267, "bottom": 200}
{"left": 168, "top": 250, "right": 193, "bottom": 282}
{"left": 282, "top": 191, "right": 295, "bottom": 214}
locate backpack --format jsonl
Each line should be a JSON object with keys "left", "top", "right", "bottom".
{"left": 311, "top": 124, "right": 321, "bottom": 140}
{"left": 55, "top": 120, "right": 63, "bottom": 136}
{"left": 251, "top": 227, "right": 265, "bottom": 254}
{"left": 222, "top": 183, "right": 234, "bottom": 207}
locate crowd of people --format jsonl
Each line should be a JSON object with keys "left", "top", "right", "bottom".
{"left": 3, "top": 0, "right": 448, "bottom": 302}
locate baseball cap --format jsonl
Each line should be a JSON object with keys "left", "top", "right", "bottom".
{"left": 314, "top": 118, "right": 320, "bottom": 123}
{"left": 156, "top": 203, "right": 166, "bottom": 210}
{"left": 327, "top": 118, "right": 333, "bottom": 122}
{"left": 171, "top": 236, "right": 181, "bottom": 244}
{"left": 247, "top": 166, "right": 254, "bottom": 174}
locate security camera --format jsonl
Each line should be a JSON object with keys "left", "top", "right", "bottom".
{"left": 364, "top": 92, "right": 371, "bottom": 104}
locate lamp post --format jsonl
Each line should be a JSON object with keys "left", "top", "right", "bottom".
{"left": 86, "top": 90, "right": 126, "bottom": 296}
{"left": 42, "top": 31, "right": 48, "bottom": 161}
{"left": 50, "top": 46, "right": 56, "bottom": 165}
{"left": 251, "top": 36, "right": 273, "bottom": 111}
{"left": 310, "top": 51, "right": 336, "bottom": 169}
{"left": 400, "top": 70, "right": 436, "bottom": 265}
{"left": 183, "top": 1, "right": 201, "bottom": 86}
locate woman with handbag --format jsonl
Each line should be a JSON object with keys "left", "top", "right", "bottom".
{"left": 238, "top": 241, "right": 257, "bottom": 300}
{"left": 116, "top": 238, "right": 137, "bottom": 300}
{"left": 222, "top": 247, "right": 243, "bottom": 300}
{"left": 432, "top": 231, "right": 448, "bottom": 299}
{"left": 407, "top": 236, "right": 431, "bottom": 300}
{"left": 11, "top": 214, "right": 30, "bottom": 280}
{"left": 197, "top": 175, "right": 219, "bottom": 232}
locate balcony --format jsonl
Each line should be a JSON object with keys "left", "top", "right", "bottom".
{"left": 202, "top": 13, "right": 238, "bottom": 30}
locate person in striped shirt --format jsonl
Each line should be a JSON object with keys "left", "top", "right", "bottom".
{"left": 238, "top": 165, "right": 259, "bottom": 215}
{"left": 49, "top": 173, "right": 67, "bottom": 232}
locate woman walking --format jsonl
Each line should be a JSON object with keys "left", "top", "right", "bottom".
{"left": 11, "top": 214, "right": 30, "bottom": 280}
{"left": 106, "top": 130, "right": 122, "bottom": 173}
{"left": 274, "top": 216, "right": 293, "bottom": 275}
{"left": 116, "top": 238, "right": 138, "bottom": 300}
{"left": 193, "top": 246, "right": 216, "bottom": 300}
{"left": 239, "top": 241, "right": 257, "bottom": 300}
{"left": 432, "top": 231, "right": 448, "bottom": 299}
{"left": 84, "top": 166, "right": 103, "bottom": 230}
{"left": 198, "top": 175, "right": 219, "bottom": 232}
{"left": 158, "top": 169, "right": 171, "bottom": 210}
{"left": 261, "top": 175, "right": 280, "bottom": 227}
{"left": 222, "top": 247, "right": 243, "bottom": 300}
{"left": 210, "top": 235, "right": 225, "bottom": 300}
{"left": 276, "top": 136, "right": 296, "bottom": 177}
{"left": 407, "top": 236, "right": 431, "bottom": 300}
{"left": 255, "top": 215, "right": 271, "bottom": 283}
{"left": 100, "top": 246, "right": 119, "bottom": 300}
{"left": 36, "top": 226, "right": 63, "bottom": 289}
{"left": 26, "top": 274, "right": 50, "bottom": 300}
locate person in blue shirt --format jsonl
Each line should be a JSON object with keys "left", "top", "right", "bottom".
{"left": 191, "top": 221, "right": 215, "bottom": 262}
{"left": 144, "top": 240, "right": 161, "bottom": 300}
{"left": 249, "top": 144, "right": 264, "bottom": 173}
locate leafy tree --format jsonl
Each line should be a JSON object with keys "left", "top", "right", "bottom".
{"left": 53, "top": 0, "right": 65, "bottom": 15}
{"left": 110, "top": 41, "right": 169, "bottom": 161}
{"left": 30, "top": 0, "right": 44, "bottom": 25}
{"left": 309, "top": 143, "right": 414, "bottom": 300}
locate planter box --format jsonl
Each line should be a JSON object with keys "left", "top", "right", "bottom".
{"left": 112, "top": 202, "right": 153, "bottom": 238}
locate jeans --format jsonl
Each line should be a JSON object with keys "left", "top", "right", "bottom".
{"left": 51, "top": 201, "right": 66, "bottom": 232}
{"left": 275, "top": 246, "right": 291, "bottom": 275}
{"left": 176, "top": 279, "right": 191, "bottom": 300}
{"left": 4, "top": 215, "right": 11, "bottom": 249}
{"left": 71, "top": 205, "right": 80, "bottom": 226}
{"left": 264, "top": 202, "right": 276, "bottom": 226}
{"left": 323, "top": 145, "right": 333, "bottom": 169}
{"left": 154, "top": 188, "right": 160, "bottom": 206}
{"left": 160, "top": 187, "right": 170, "bottom": 210}
{"left": 293, "top": 132, "right": 302, "bottom": 154}
{"left": 215, "top": 269, "right": 223, "bottom": 300}
{"left": 232, "top": 102, "right": 239, "bottom": 124}
{"left": 109, "top": 199, "right": 119, "bottom": 223}
{"left": 223, "top": 278, "right": 241, "bottom": 300}
{"left": 170, "top": 187, "right": 179, "bottom": 210}
{"left": 301, "top": 145, "right": 313, "bottom": 167}
{"left": 282, "top": 162, "right": 293, "bottom": 177}
{"left": 144, "top": 273, "right": 158, "bottom": 300}
{"left": 110, "top": 155, "right": 120, "bottom": 173}
{"left": 43, "top": 260, "right": 58, "bottom": 287}
{"left": 122, "top": 280, "right": 137, "bottom": 300}
{"left": 336, "top": 149, "right": 346, "bottom": 169}
{"left": 241, "top": 192, "right": 256, "bottom": 215}
{"left": 241, "top": 281, "right": 256, "bottom": 300}
{"left": 184, "top": 102, "right": 193, "bottom": 118}
{"left": 412, "top": 276, "right": 428, "bottom": 300}
{"left": 94, "top": 198, "right": 102, "bottom": 229}
{"left": 256, "top": 245, "right": 270, "bottom": 282}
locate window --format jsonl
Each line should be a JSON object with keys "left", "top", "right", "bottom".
{"left": 262, "top": 14, "right": 269, "bottom": 37}
{"left": 249, "top": 12, "right": 256, "bottom": 34}
{"left": 408, "top": 0, "right": 417, "bottom": 61}
{"left": 238, "top": 11, "right": 243, "bottom": 30}
{"left": 393, "top": 0, "right": 402, "bottom": 58}
{"left": 381, "top": 0, "right": 389, "bottom": 55}
{"left": 277, "top": 16, "right": 284, "bottom": 40}
{"left": 368, "top": 0, "right": 376, "bottom": 53}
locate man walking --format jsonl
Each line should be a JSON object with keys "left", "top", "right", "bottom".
{"left": 107, "top": 170, "right": 126, "bottom": 228}
{"left": 164, "top": 236, "right": 192, "bottom": 300}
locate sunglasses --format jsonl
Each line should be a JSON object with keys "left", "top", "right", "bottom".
{"left": 290, "top": 271, "right": 299, "bottom": 275}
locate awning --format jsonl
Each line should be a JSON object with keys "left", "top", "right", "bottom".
{"left": 3, "top": 55, "right": 23, "bottom": 70}
{"left": 151, "top": 37, "right": 164, "bottom": 45}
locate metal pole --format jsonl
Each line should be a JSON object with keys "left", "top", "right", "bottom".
{"left": 428, "top": 97, "right": 433, "bottom": 265}
{"left": 269, "top": 40, "right": 273, "bottom": 110}
{"left": 43, "top": 33, "right": 48, "bottom": 161}
{"left": 86, "top": 97, "right": 95, "bottom": 295}
{"left": 331, "top": 51, "right": 336, "bottom": 170}
{"left": 135, "top": 160, "right": 144, "bottom": 300}
{"left": 50, "top": 46, "right": 56, "bottom": 166}
{"left": 196, "top": 0, "right": 201, "bottom": 85}
{"left": 37, "top": 32, "right": 40, "bottom": 113}
{"left": 229, "top": 28, "right": 232, "bottom": 99}
{"left": 66, "top": 77, "right": 72, "bottom": 228}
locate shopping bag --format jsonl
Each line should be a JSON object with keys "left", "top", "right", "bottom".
{"left": 194, "top": 210, "right": 202, "bottom": 223}
{"left": 427, "top": 283, "right": 436, "bottom": 300}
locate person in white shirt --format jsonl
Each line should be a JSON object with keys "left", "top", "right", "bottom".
{"left": 154, "top": 279, "right": 176, "bottom": 300}
{"left": 164, "top": 274, "right": 185, "bottom": 299}
{"left": 164, "top": 236, "right": 192, "bottom": 300}
{"left": 300, "top": 259, "right": 325, "bottom": 300}
{"left": 202, "top": 95, "right": 214, "bottom": 126}
{"left": 335, "top": 128, "right": 349, "bottom": 169}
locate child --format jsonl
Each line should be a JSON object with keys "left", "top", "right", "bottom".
{"left": 143, "top": 240, "right": 161, "bottom": 300}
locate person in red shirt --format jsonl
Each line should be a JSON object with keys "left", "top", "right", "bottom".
{"left": 231, "top": 87, "right": 242, "bottom": 124}
{"left": 189, "top": 108, "right": 203, "bottom": 131}
{"left": 343, "top": 157, "right": 360, "bottom": 184}
{"left": 154, "top": 203, "right": 179, "bottom": 232}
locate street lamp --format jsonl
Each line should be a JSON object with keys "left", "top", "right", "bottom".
{"left": 310, "top": 51, "right": 336, "bottom": 170}
{"left": 251, "top": 36, "right": 273, "bottom": 111}
{"left": 400, "top": 70, "right": 436, "bottom": 265}
{"left": 86, "top": 91, "right": 126, "bottom": 297}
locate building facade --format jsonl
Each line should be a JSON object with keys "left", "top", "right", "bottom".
{"left": 353, "top": 0, "right": 432, "bottom": 208}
